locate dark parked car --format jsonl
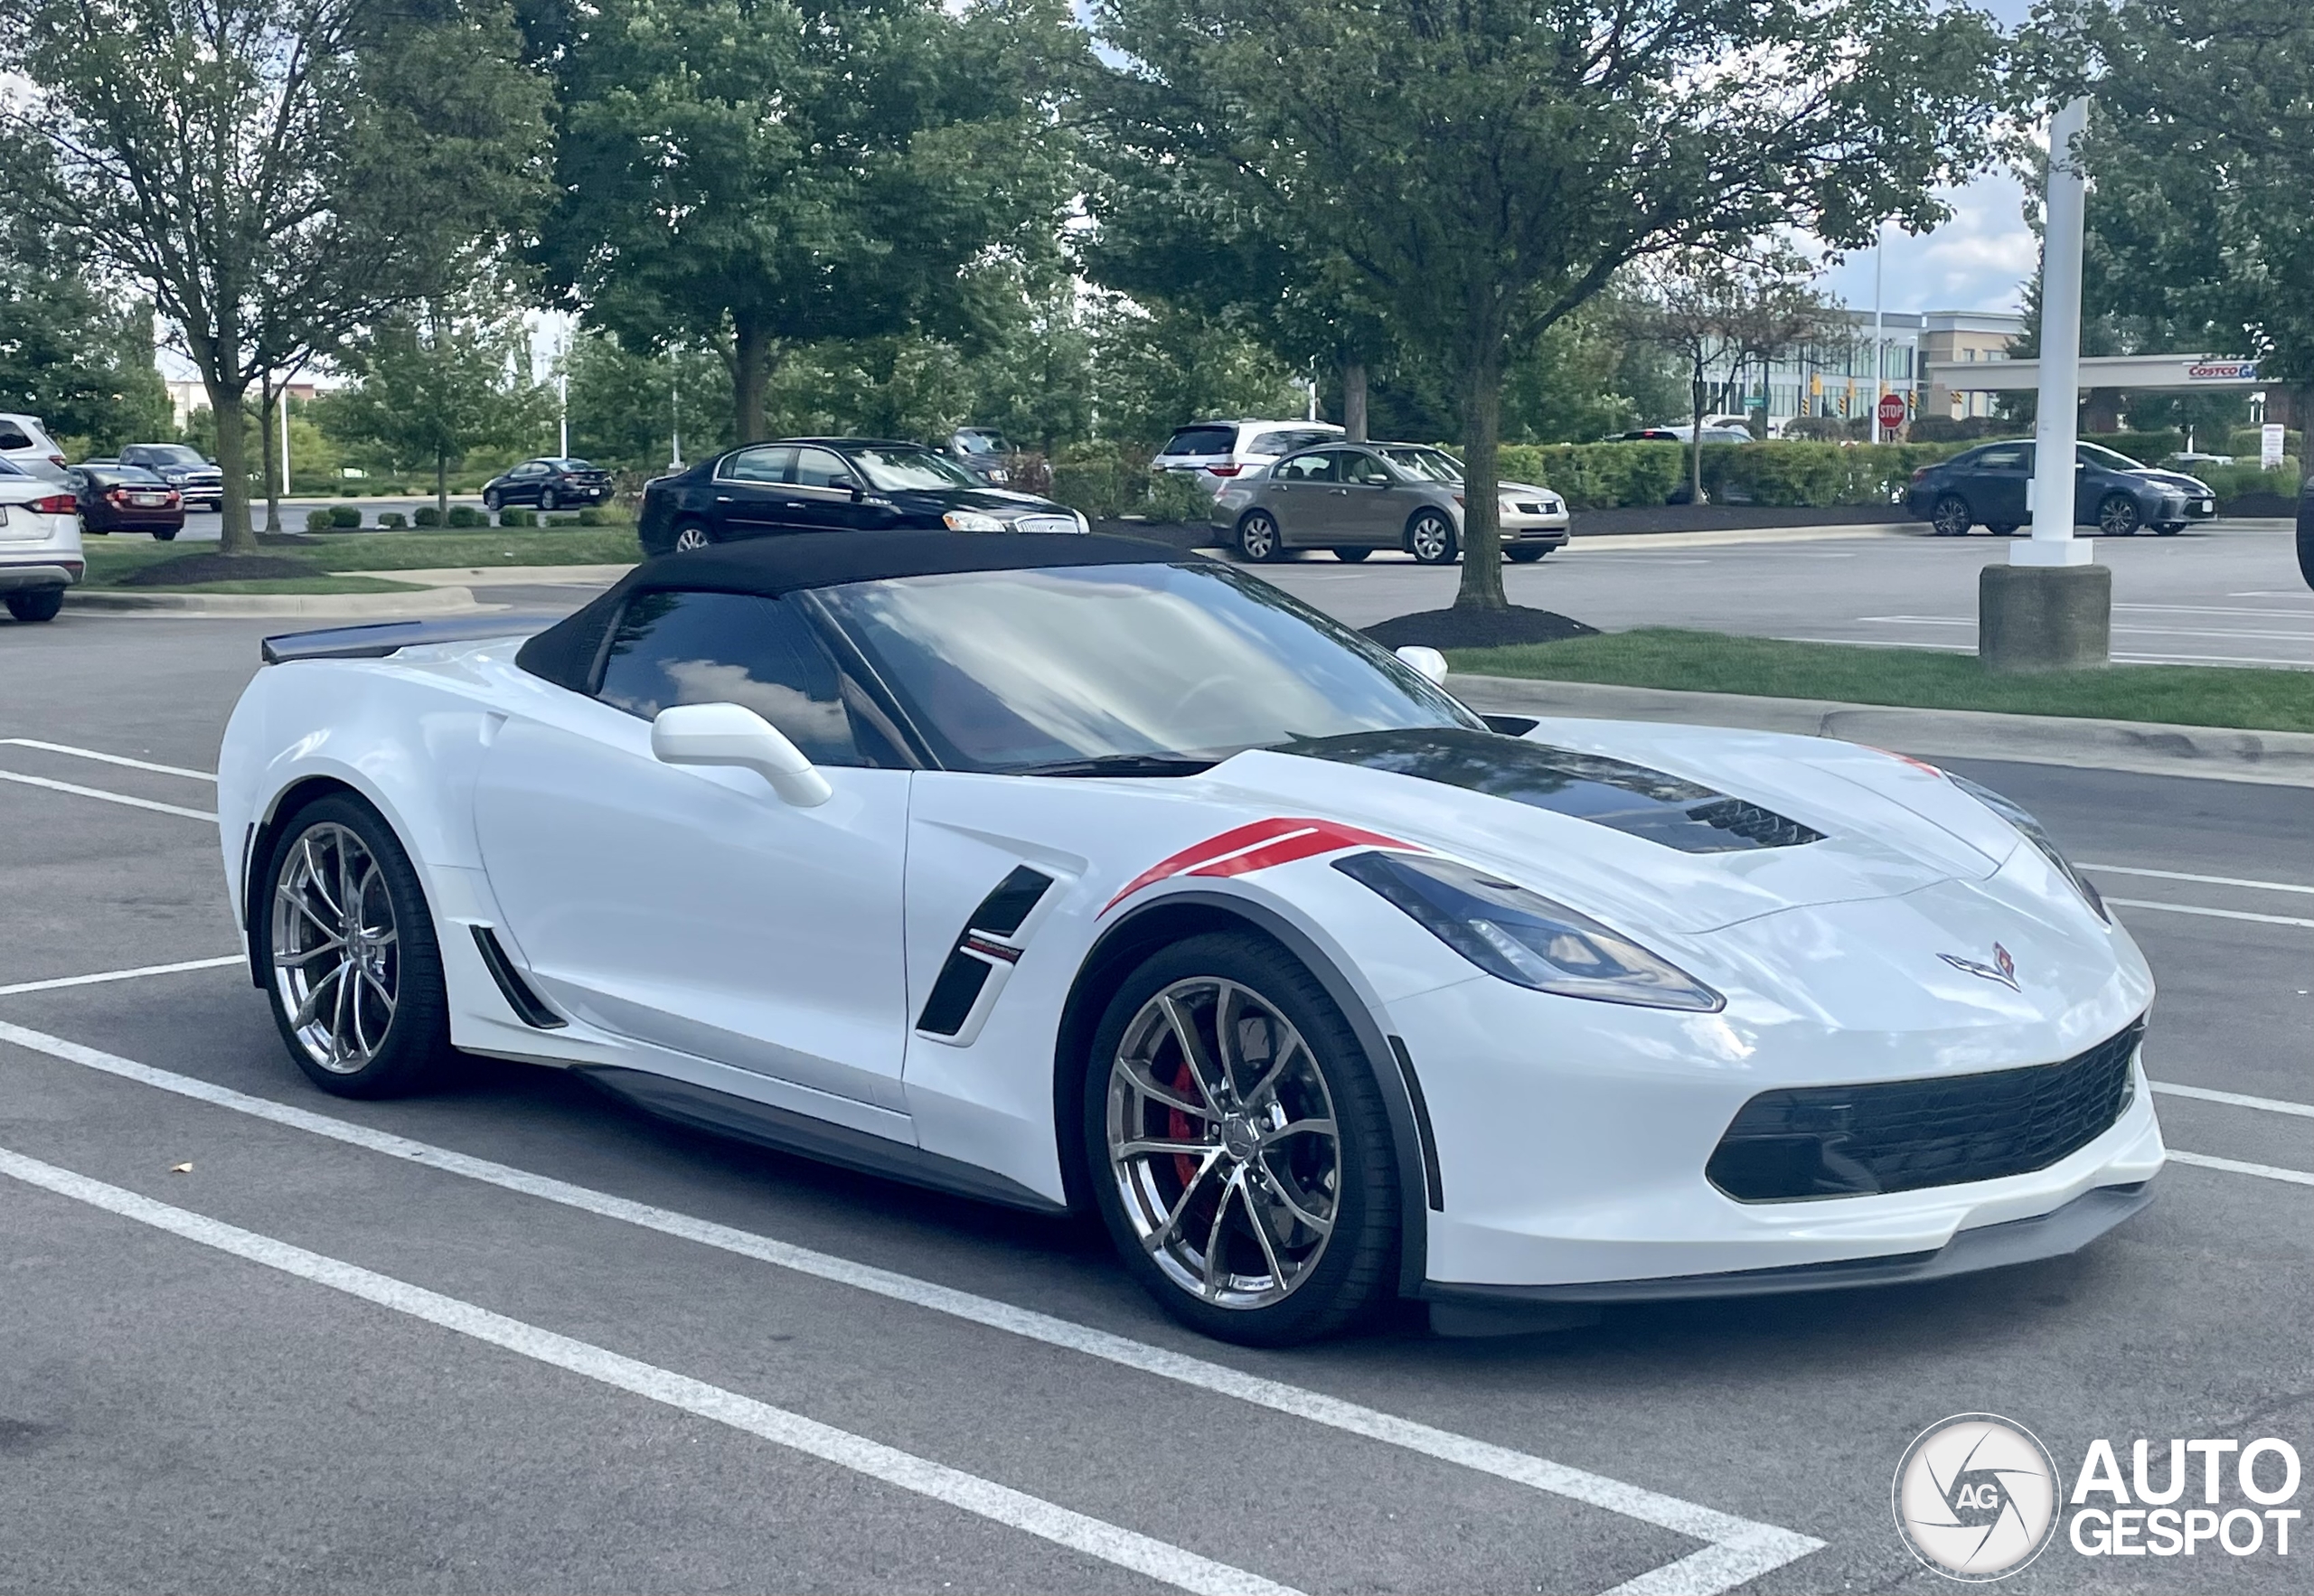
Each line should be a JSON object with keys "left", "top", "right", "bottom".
{"left": 71, "top": 464, "right": 184, "bottom": 538}
{"left": 638, "top": 437, "right": 1086, "bottom": 556}
{"left": 945, "top": 427, "right": 1014, "bottom": 485}
{"left": 1905, "top": 440, "right": 2216, "bottom": 537}
{"left": 2298, "top": 469, "right": 2312, "bottom": 590}
{"left": 116, "top": 444, "right": 222, "bottom": 511}
{"left": 481, "top": 457, "right": 613, "bottom": 512}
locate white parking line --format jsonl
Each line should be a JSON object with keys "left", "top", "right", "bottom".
{"left": 2115, "top": 605, "right": 2314, "bottom": 618}
{"left": 2152, "top": 1082, "right": 2314, "bottom": 1121}
{"left": 0, "top": 955, "right": 244, "bottom": 997}
{"left": 0, "top": 1146, "right": 1296, "bottom": 1596}
{"left": 2167, "top": 1150, "right": 2314, "bottom": 1189}
{"left": 0, "top": 768, "right": 217, "bottom": 821}
{"left": 2082, "top": 864, "right": 2314, "bottom": 897}
{"left": 0, "top": 1014, "right": 1822, "bottom": 1595}
{"left": 2106, "top": 897, "right": 2314, "bottom": 932}
{"left": 0, "top": 737, "right": 216, "bottom": 782}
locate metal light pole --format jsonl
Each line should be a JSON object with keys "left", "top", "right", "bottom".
{"left": 1869, "top": 231, "right": 1885, "bottom": 444}
{"left": 1980, "top": 97, "right": 2111, "bottom": 671}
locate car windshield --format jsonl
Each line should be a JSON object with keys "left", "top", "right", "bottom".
{"left": 812, "top": 561, "right": 1482, "bottom": 773}
{"left": 2078, "top": 443, "right": 2145, "bottom": 471}
{"left": 138, "top": 446, "right": 207, "bottom": 465}
{"left": 1378, "top": 447, "right": 1463, "bottom": 483}
{"left": 96, "top": 466, "right": 167, "bottom": 485}
{"left": 849, "top": 445, "right": 980, "bottom": 492}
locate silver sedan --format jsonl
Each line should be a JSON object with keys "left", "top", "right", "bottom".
{"left": 1211, "top": 442, "right": 1571, "bottom": 564}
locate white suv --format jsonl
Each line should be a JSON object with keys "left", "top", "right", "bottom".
{"left": 0, "top": 413, "right": 71, "bottom": 481}
{"left": 0, "top": 459, "right": 86, "bottom": 623}
{"left": 1153, "top": 419, "right": 1344, "bottom": 488}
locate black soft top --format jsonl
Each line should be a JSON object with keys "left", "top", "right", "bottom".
{"left": 515, "top": 530, "right": 1190, "bottom": 692}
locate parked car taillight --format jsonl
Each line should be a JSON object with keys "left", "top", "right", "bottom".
{"left": 1910, "top": 467, "right": 1932, "bottom": 484}
{"left": 1208, "top": 464, "right": 1242, "bottom": 477}
{"left": 106, "top": 487, "right": 131, "bottom": 505}
{"left": 32, "top": 493, "right": 76, "bottom": 514}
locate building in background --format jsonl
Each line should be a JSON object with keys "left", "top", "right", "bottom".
{"left": 1687, "top": 308, "right": 2026, "bottom": 432}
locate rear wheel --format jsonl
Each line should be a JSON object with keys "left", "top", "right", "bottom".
{"left": 672, "top": 521, "right": 712, "bottom": 553}
{"left": 1331, "top": 546, "right": 1371, "bottom": 562}
{"left": 1505, "top": 546, "right": 1547, "bottom": 563}
{"left": 1406, "top": 510, "right": 1458, "bottom": 565}
{"left": 5, "top": 588, "right": 64, "bottom": 623}
{"left": 1985, "top": 522, "right": 2019, "bottom": 537}
{"left": 152, "top": 527, "right": 178, "bottom": 542}
{"left": 1086, "top": 932, "right": 1399, "bottom": 1347}
{"left": 1931, "top": 494, "right": 1975, "bottom": 537}
{"left": 2098, "top": 493, "right": 2141, "bottom": 536}
{"left": 261, "top": 793, "right": 452, "bottom": 1098}
{"left": 1236, "top": 510, "right": 1284, "bottom": 563}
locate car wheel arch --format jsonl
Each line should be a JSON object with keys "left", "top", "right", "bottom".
{"left": 1054, "top": 888, "right": 1435, "bottom": 1297}
{"left": 243, "top": 772, "right": 440, "bottom": 991}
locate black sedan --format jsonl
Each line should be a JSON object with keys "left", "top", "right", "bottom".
{"left": 481, "top": 457, "right": 613, "bottom": 513}
{"left": 1905, "top": 439, "right": 2216, "bottom": 537}
{"left": 71, "top": 464, "right": 185, "bottom": 538}
{"left": 638, "top": 437, "right": 1086, "bottom": 556}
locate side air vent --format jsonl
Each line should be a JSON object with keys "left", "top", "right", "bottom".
{"left": 915, "top": 867, "right": 1056, "bottom": 1039}
{"left": 471, "top": 925, "right": 566, "bottom": 1029}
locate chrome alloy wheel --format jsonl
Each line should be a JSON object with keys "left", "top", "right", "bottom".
{"left": 270, "top": 821, "right": 400, "bottom": 1074}
{"left": 673, "top": 523, "right": 711, "bottom": 552}
{"left": 1104, "top": 976, "right": 1340, "bottom": 1310}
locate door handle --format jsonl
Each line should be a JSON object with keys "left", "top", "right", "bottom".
{"left": 785, "top": 501, "right": 805, "bottom": 511}
{"left": 716, "top": 494, "right": 732, "bottom": 502}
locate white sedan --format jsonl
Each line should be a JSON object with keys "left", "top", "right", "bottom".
{"left": 217, "top": 532, "right": 2162, "bottom": 1345}
{"left": 0, "top": 458, "right": 85, "bottom": 622}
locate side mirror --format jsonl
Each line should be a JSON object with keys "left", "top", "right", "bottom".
{"left": 650, "top": 702, "right": 832, "bottom": 808}
{"left": 1396, "top": 645, "right": 1449, "bottom": 685}
{"left": 831, "top": 475, "right": 861, "bottom": 500}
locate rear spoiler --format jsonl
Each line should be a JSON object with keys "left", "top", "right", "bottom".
{"left": 260, "top": 614, "right": 560, "bottom": 665}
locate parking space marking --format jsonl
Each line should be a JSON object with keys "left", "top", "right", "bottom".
{"left": 2083, "top": 863, "right": 2314, "bottom": 897}
{"left": 0, "top": 1015, "right": 1823, "bottom": 1595}
{"left": 0, "top": 768, "right": 217, "bottom": 821}
{"left": 2168, "top": 1150, "right": 2314, "bottom": 1189}
{"left": 0, "top": 955, "right": 244, "bottom": 998}
{"left": 0, "top": 737, "right": 217, "bottom": 782}
{"left": 2153, "top": 1082, "right": 2314, "bottom": 1121}
{"left": 0, "top": 1146, "right": 1298, "bottom": 1596}
{"left": 2107, "top": 897, "right": 2314, "bottom": 932}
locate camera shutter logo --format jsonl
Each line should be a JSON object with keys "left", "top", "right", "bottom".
{"left": 1893, "top": 1413, "right": 2060, "bottom": 1581}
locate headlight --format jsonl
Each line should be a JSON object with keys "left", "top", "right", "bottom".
{"left": 1334, "top": 852, "right": 1724, "bottom": 1011}
{"left": 943, "top": 510, "right": 1007, "bottom": 533}
{"left": 1947, "top": 773, "right": 2109, "bottom": 923}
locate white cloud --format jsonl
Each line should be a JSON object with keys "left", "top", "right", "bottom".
{"left": 1811, "top": 168, "right": 2038, "bottom": 315}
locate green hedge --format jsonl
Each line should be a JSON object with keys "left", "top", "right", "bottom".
{"left": 2082, "top": 430, "right": 2184, "bottom": 464}
{"left": 2196, "top": 460, "right": 2300, "bottom": 501}
{"left": 445, "top": 505, "right": 489, "bottom": 528}
{"left": 500, "top": 508, "right": 537, "bottom": 528}
{"left": 1484, "top": 440, "right": 1968, "bottom": 510}
{"left": 1047, "top": 441, "right": 1207, "bottom": 521}
{"left": 413, "top": 506, "right": 442, "bottom": 528}
{"left": 2225, "top": 428, "right": 2304, "bottom": 462}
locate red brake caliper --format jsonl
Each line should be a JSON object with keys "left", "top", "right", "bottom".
{"left": 1167, "top": 1058, "right": 1202, "bottom": 1190}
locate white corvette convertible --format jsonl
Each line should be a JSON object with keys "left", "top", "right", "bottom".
{"left": 218, "top": 533, "right": 2163, "bottom": 1345}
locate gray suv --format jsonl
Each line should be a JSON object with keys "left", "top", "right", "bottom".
{"left": 1212, "top": 442, "right": 1570, "bottom": 565}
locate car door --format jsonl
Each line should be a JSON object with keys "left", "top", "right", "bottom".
{"left": 712, "top": 445, "right": 799, "bottom": 538}
{"left": 789, "top": 446, "right": 870, "bottom": 532}
{"left": 1266, "top": 449, "right": 1340, "bottom": 544}
{"left": 1968, "top": 445, "right": 2031, "bottom": 528}
{"left": 503, "top": 462, "right": 542, "bottom": 506}
{"left": 470, "top": 587, "right": 916, "bottom": 1120}
{"left": 1335, "top": 449, "right": 1406, "bottom": 546}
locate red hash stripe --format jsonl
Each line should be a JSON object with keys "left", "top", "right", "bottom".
{"left": 1102, "top": 817, "right": 1417, "bottom": 913}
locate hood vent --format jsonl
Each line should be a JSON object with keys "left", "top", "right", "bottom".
{"left": 1284, "top": 728, "right": 1824, "bottom": 854}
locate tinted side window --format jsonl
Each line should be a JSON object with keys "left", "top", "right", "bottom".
{"left": 1975, "top": 447, "right": 2027, "bottom": 471}
{"left": 794, "top": 447, "right": 851, "bottom": 489}
{"left": 0, "top": 424, "right": 31, "bottom": 451}
{"left": 1341, "top": 451, "right": 1392, "bottom": 485}
{"left": 1275, "top": 452, "right": 1338, "bottom": 483}
{"left": 1159, "top": 426, "right": 1236, "bottom": 458}
{"left": 724, "top": 445, "right": 795, "bottom": 483}
{"left": 595, "top": 589, "right": 865, "bottom": 766}
{"left": 1247, "top": 428, "right": 1335, "bottom": 457}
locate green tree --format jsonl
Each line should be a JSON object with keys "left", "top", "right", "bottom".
{"left": 536, "top": 0, "right": 1080, "bottom": 446}
{"left": 318, "top": 305, "right": 556, "bottom": 516}
{"left": 1090, "top": 0, "right": 2007, "bottom": 608}
{"left": 564, "top": 332, "right": 735, "bottom": 478}
{"left": 2, "top": 0, "right": 550, "bottom": 551}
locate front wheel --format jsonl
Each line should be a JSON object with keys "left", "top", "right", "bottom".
{"left": 1236, "top": 511, "right": 1284, "bottom": 563}
{"left": 261, "top": 793, "right": 452, "bottom": 1098}
{"left": 5, "top": 588, "right": 64, "bottom": 623}
{"left": 1086, "top": 933, "right": 1399, "bottom": 1347}
{"left": 481, "top": 490, "right": 502, "bottom": 512}
{"left": 1931, "top": 494, "right": 1975, "bottom": 537}
{"left": 2099, "top": 493, "right": 2141, "bottom": 536}
{"left": 2155, "top": 522, "right": 2183, "bottom": 536}
{"left": 1505, "top": 546, "right": 1547, "bottom": 563}
{"left": 1406, "top": 511, "right": 1458, "bottom": 565}
{"left": 540, "top": 488, "right": 560, "bottom": 512}
{"left": 1331, "top": 546, "right": 1371, "bottom": 562}
{"left": 1985, "top": 522, "right": 2019, "bottom": 538}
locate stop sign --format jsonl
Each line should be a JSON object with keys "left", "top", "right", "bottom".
{"left": 1877, "top": 393, "right": 1906, "bottom": 433}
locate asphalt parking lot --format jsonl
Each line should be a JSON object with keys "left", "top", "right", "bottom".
{"left": 2, "top": 591, "right": 2309, "bottom": 1592}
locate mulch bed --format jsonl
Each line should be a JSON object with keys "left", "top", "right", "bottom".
{"left": 118, "top": 553, "right": 315, "bottom": 587}
{"left": 1363, "top": 606, "right": 1601, "bottom": 650}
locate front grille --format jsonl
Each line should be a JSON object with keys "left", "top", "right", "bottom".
{"left": 1707, "top": 1019, "right": 2144, "bottom": 1202}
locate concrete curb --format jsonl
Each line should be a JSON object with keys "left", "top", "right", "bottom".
{"left": 1450, "top": 673, "right": 2314, "bottom": 787}
{"left": 68, "top": 586, "right": 489, "bottom": 618}
{"left": 359, "top": 563, "right": 635, "bottom": 588}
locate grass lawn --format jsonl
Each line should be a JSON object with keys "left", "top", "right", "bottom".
{"left": 1448, "top": 628, "right": 2314, "bottom": 734}
{"left": 80, "top": 527, "right": 643, "bottom": 588}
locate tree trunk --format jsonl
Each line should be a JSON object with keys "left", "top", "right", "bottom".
{"left": 211, "top": 378, "right": 258, "bottom": 555}
{"left": 436, "top": 450, "right": 450, "bottom": 521}
{"left": 732, "top": 310, "right": 771, "bottom": 445}
{"left": 1688, "top": 368, "right": 1709, "bottom": 506}
{"left": 1452, "top": 352, "right": 1508, "bottom": 611}
{"left": 1341, "top": 359, "right": 1369, "bottom": 442}
{"left": 259, "top": 381, "right": 282, "bottom": 534}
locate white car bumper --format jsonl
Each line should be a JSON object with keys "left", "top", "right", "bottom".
{"left": 0, "top": 507, "right": 85, "bottom": 589}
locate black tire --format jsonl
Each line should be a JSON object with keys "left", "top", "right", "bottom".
{"left": 1505, "top": 546, "right": 1547, "bottom": 563}
{"left": 540, "top": 488, "right": 559, "bottom": 512}
{"left": 1083, "top": 931, "right": 1399, "bottom": 1347}
{"left": 1331, "top": 546, "right": 1372, "bottom": 562}
{"left": 5, "top": 588, "right": 64, "bottom": 623}
{"left": 152, "top": 527, "right": 178, "bottom": 541}
{"left": 1985, "top": 522, "right": 2019, "bottom": 537}
{"left": 2098, "top": 493, "right": 2141, "bottom": 536}
{"left": 2155, "top": 522, "right": 2183, "bottom": 536}
{"left": 1406, "top": 510, "right": 1459, "bottom": 565}
{"left": 259, "top": 792, "right": 453, "bottom": 1098}
{"left": 1236, "top": 510, "right": 1284, "bottom": 563}
{"left": 1931, "top": 493, "right": 1975, "bottom": 537}
{"left": 672, "top": 521, "right": 713, "bottom": 554}
{"left": 482, "top": 490, "right": 502, "bottom": 512}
